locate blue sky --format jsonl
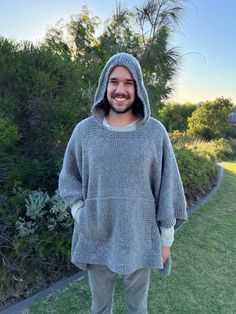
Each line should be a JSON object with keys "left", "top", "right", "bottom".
{"left": 0, "top": 0, "right": 236, "bottom": 104}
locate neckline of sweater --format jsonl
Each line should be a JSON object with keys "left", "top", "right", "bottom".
{"left": 92, "top": 116, "right": 148, "bottom": 136}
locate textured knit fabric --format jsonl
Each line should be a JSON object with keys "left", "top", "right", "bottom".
{"left": 59, "top": 117, "right": 187, "bottom": 274}
{"left": 71, "top": 200, "right": 84, "bottom": 221}
{"left": 103, "top": 117, "right": 176, "bottom": 248}
{"left": 59, "top": 52, "right": 187, "bottom": 275}
{"left": 160, "top": 224, "right": 175, "bottom": 247}
{"left": 71, "top": 118, "right": 175, "bottom": 248}
{"left": 71, "top": 118, "right": 176, "bottom": 247}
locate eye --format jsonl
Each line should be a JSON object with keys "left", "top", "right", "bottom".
{"left": 126, "top": 81, "right": 134, "bottom": 86}
{"left": 109, "top": 79, "right": 118, "bottom": 85}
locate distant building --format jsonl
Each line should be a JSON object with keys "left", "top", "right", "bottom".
{"left": 229, "top": 112, "right": 236, "bottom": 124}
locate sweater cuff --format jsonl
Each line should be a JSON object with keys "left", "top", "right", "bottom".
{"left": 71, "top": 200, "right": 84, "bottom": 222}
{"left": 160, "top": 225, "right": 175, "bottom": 247}
{"left": 160, "top": 217, "right": 176, "bottom": 228}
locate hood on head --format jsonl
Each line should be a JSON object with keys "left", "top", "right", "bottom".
{"left": 92, "top": 52, "right": 151, "bottom": 124}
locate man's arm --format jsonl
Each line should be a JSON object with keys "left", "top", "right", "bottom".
{"left": 58, "top": 126, "right": 83, "bottom": 208}
{"left": 160, "top": 222, "right": 175, "bottom": 263}
{"left": 162, "top": 247, "right": 170, "bottom": 263}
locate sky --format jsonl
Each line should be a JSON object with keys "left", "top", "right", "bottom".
{"left": 0, "top": 0, "right": 236, "bottom": 104}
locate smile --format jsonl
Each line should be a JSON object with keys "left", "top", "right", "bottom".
{"left": 113, "top": 96, "right": 129, "bottom": 101}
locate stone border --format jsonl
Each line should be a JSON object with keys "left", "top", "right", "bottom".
{"left": 0, "top": 272, "right": 86, "bottom": 314}
{"left": 0, "top": 164, "right": 224, "bottom": 314}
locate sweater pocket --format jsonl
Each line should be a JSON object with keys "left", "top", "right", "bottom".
{"left": 79, "top": 196, "right": 156, "bottom": 243}
{"left": 79, "top": 198, "right": 113, "bottom": 241}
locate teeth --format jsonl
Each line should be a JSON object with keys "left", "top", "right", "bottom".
{"left": 115, "top": 97, "right": 126, "bottom": 101}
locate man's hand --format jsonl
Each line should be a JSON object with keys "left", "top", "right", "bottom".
{"left": 162, "top": 246, "right": 170, "bottom": 264}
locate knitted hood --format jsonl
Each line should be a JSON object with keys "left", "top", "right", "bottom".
{"left": 92, "top": 52, "right": 151, "bottom": 124}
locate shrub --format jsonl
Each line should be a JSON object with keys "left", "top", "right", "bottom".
{"left": 172, "top": 134, "right": 231, "bottom": 204}
{"left": 226, "top": 125, "right": 236, "bottom": 138}
{"left": 16, "top": 190, "right": 71, "bottom": 236}
{"left": 0, "top": 117, "right": 21, "bottom": 189}
{"left": 158, "top": 102, "right": 196, "bottom": 131}
{"left": 0, "top": 189, "right": 74, "bottom": 307}
{"left": 9, "top": 157, "right": 60, "bottom": 193}
{"left": 187, "top": 97, "right": 233, "bottom": 139}
{"left": 0, "top": 38, "right": 85, "bottom": 194}
{"left": 174, "top": 146, "right": 217, "bottom": 204}
{"left": 0, "top": 117, "right": 21, "bottom": 147}
{"left": 169, "top": 130, "right": 195, "bottom": 145}
{"left": 185, "top": 138, "right": 232, "bottom": 162}
{"left": 227, "top": 138, "right": 236, "bottom": 159}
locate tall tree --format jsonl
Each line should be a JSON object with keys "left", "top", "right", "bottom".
{"left": 135, "top": 0, "right": 186, "bottom": 109}
{"left": 98, "top": 3, "right": 141, "bottom": 59}
{"left": 43, "top": 1, "right": 187, "bottom": 111}
{"left": 44, "top": 6, "right": 102, "bottom": 115}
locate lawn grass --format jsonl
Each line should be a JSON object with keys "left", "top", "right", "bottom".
{"left": 27, "top": 162, "right": 236, "bottom": 314}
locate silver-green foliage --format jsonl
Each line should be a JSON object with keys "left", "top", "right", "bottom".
{"left": 16, "top": 190, "right": 70, "bottom": 237}
{"left": 25, "top": 190, "right": 49, "bottom": 219}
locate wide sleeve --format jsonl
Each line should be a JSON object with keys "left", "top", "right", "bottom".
{"left": 58, "top": 126, "right": 83, "bottom": 208}
{"left": 156, "top": 129, "right": 187, "bottom": 229}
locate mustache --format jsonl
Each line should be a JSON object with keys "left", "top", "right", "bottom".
{"left": 111, "top": 92, "right": 129, "bottom": 99}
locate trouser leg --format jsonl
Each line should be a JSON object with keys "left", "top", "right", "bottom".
{"left": 123, "top": 268, "right": 151, "bottom": 314}
{"left": 87, "top": 264, "right": 117, "bottom": 314}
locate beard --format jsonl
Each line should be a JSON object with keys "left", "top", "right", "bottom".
{"left": 108, "top": 92, "right": 135, "bottom": 114}
{"left": 109, "top": 101, "right": 135, "bottom": 114}
{"left": 101, "top": 95, "right": 143, "bottom": 118}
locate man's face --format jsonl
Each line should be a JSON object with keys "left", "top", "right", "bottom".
{"left": 106, "top": 66, "right": 136, "bottom": 114}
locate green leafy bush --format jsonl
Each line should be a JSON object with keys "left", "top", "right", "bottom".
{"left": 226, "top": 125, "right": 236, "bottom": 138}
{"left": 0, "top": 117, "right": 21, "bottom": 189}
{"left": 0, "top": 37, "right": 85, "bottom": 194}
{"left": 174, "top": 146, "right": 217, "bottom": 204}
{"left": 0, "top": 117, "right": 21, "bottom": 147}
{"left": 172, "top": 134, "right": 231, "bottom": 204}
{"left": 158, "top": 102, "right": 197, "bottom": 131}
{"left": 187, "top": 98, "right": 233, "bottom": 139}
{"left": 227, "top": 138, "right": 236, "bottom": 159}
{"left": 185, "top": 138, "right": 232, "bottom": 162}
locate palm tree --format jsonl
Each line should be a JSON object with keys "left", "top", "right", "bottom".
{"left": 135, "top": 0, "right": 187, "bottom": 109}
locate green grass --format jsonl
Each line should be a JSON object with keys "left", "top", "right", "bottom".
{"left": 27, "top": 162, "right": 236, "bottom": 314}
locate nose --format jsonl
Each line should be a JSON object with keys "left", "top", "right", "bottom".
{"left": 116, "top": 83, "right": 125, "bottom": 93}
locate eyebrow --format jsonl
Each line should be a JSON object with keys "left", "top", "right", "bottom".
{"left": 109, "top": 77, "right": 134, "bottom": 83}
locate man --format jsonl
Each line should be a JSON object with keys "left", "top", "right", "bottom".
{"left": 59, "top": 52, "right": 187, "bottom": 314}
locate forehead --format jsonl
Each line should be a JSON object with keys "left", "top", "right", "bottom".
{"left": 109, "top": 66, "right": 133, "bottom": 79}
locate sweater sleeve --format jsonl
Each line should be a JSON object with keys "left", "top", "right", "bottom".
{"left": 58, "top": 126, "right": 83, "bottom": 207}
{"left": 156, "top": 127, "right": 187, "bottom": 228}
{"left": 160, "top": 224, "right": 175, "bottom": 247}
{"left": 71, "top": 199, "right": 84, "bottom": 222}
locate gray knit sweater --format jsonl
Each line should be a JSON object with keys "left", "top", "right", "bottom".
{"left": 59, "top": 53, "right": 187, "bottom": 275}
